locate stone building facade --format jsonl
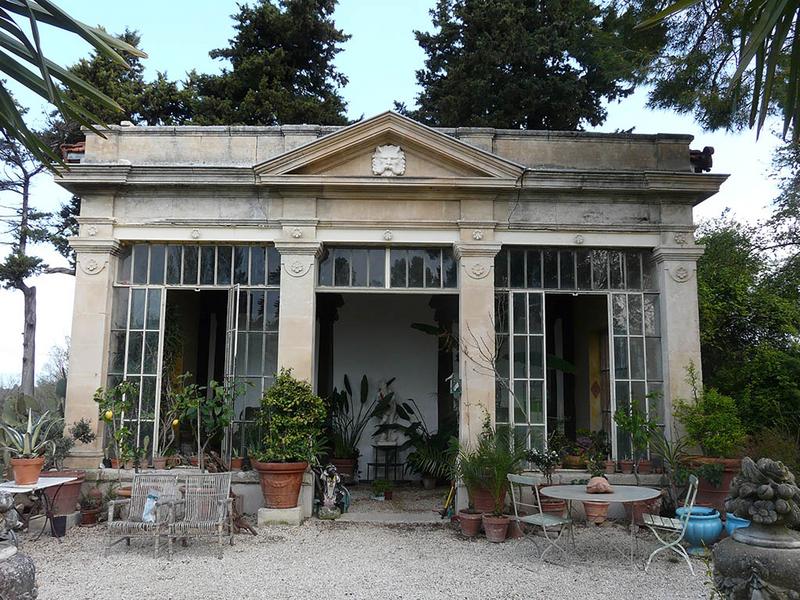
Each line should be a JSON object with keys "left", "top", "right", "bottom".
{"left": 58, "top": 112, "right": 726, "bottom": 475}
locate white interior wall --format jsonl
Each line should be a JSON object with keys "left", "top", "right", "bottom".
{"left": 331, "top": 293, "right": 439, "bottom": 480}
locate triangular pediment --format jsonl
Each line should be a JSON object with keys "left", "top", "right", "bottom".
{"left": 253, "top": 112, "right": 524, "bottom": 180}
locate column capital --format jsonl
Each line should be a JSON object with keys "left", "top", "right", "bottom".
{"left": 453, "top": 242, "right": 502, "bottom": 261}
{"left": 274, "top": 240, "right": 323, "bottom": 258}
{"left": 652, "top": 246, "right": 704, "bottom": 264}
{"left": 69, "top": 237, "right": 122, "bottom": 255}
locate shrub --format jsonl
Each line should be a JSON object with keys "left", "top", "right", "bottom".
{"left": 674, "top": 388, "right": 746, "bottom": 458}
{"left": 256, "top": 368, "right": 327, "bottom": 463}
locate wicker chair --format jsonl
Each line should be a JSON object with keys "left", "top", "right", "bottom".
{"left": 105, "top": 473, "right": 182, "bottom": 558}
{"left": 167, "top": 472, "right": 233, "bottom": 559}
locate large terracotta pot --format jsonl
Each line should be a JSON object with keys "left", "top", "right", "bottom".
{"left": 10, "top": 457, "right": 44, "bottom": 485}
{"left": 458, "top": 510, "right": 482, "bottom": 537}
{"left": 252, "top": 460, "right": 308, "bottom": 509}
{"left": 583, "top": 501, "right": 610, "bottom": 524}
{"left": 619, "top": 459, "right": 635, "bottom": 474}
{"left": 330, "top": 457, "right": 357, "bottom": 481}
{"left": 689, "top": 457, "right": 740, "bottom": 514}
{"left": 562, "top": 454, "right": 586, "bottom": 470}
{"left": 229, "top": 457, "right": 244, "bottom": 471}
{"left": 469, "top": 486, "right": 502, "bottom": 513}
{"left": 637, "top": 459, "right": 652, "bottom": 475}
{"left": 41, "top": 470, "right": 85, "bottom": 515}
{"left": 482, "top": 514, "right": 510, "bottom": 543}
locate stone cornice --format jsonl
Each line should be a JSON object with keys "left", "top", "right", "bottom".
{"left": 453, "top": 242, "right": 502, "bottom": 261}
{"left": 273, "top": 241, "right": 323, "bottom": 257}
{"left": 652, "top": 246, "right": 705, "bottom": 263}
{"left": 68, "top": 237, "right": 122, "bottom": 255}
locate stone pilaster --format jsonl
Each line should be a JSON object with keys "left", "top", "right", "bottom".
{"left": 652, "top": 245, "right": 705, "bottom": 434}
{"left": 64, "top": 234, "right": 121, "bottom": 467}
{"left": 274, "top": 238, "right": 322, "bottom": 387}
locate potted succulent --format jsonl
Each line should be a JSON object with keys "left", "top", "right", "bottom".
{"left": 328, "top": 374, "right": 395, "bottom": 481}
{"left": 371, "top": 479, "right": 393, "bottom": 501}
{"left": 674, "top": 372, "right": 746, "bottom": 513}
{"left": 252, "top": 369, "right": 327, "bottom": 509}
{"left": 230, "top": 448, "right": 244, "bottom": 471}
{"left": 0, "top": 410, "right": 57, "bottom": 484}
{"left": 477, "top": 427, "right": 525, "bottom": 543}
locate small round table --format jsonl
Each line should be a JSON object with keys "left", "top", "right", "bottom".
{"left": 541, "top": 484, "right": 661, "bottom": 565}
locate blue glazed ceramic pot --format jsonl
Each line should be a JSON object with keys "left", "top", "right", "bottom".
{"left": 724, "top": 512, "right": 751, "bottom": 537}
{"left": 676, "top": 506, "right": 723, "bottom": 555}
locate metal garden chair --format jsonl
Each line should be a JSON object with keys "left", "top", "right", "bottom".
{"left": 105, "top": 473, "right": 182, "bottom": 558}
{"left": 167, "top": 472, "right": 233, "bottom": 559}
{"left": 508, "top": 473, "right": 574, "bottom": 561}
{"left": 643, "top": 474, "right": 699, "bottom": 574}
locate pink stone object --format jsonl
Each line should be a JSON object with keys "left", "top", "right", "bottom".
{"left": 586, "top": 476, "right": 613, "bottom": 494}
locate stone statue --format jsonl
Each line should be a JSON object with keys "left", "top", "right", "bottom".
{"left": 318, "top": 464, "right": 347, "bottom": 520}
{"left": 713, "top": 457, "right": 800, "bottom": 599}
{"left": 0, "top": 491, "right": 37, "bottom": 599}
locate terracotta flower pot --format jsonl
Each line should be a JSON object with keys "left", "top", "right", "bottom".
{"left": 541, "top": 498, "right": 567, "bottom": 518}
{"left": 470, "top": 486, "right": 502, "bottom": 513}
{"left": 583, "top": 501, "right": 610, "bottom": 524}
{"left": 458, "top": 510, "right": 482, "bottom": 537}
{"left": 482, "top": 514, "right": 510, "bottom": 543}
{"left": 80, "top": 508, "right": 100, "bottom": 527}
{"left": 230, "top": 457, "right": 244, "bottom": 471}
{"left": 11, "top": 457, "right": 45, "bottom": 485}
{"left": 562, "top": 454, "right": 586, "bottom": 470}
{"left": 151, "top": 457, "right": 168, "bottom": 470}
{"left": 330, "top": 457, "right": 357, "bottom": 481}
{"left": 619, "top": 459, "right": 635, "bottom": 474}
{"left": 688, "top": 456, "right": 741, "bottom": 514}
{"left": 252, "top": 460, "right": 308, "bottom": 509}
{"left": 604, "top": 460, "right": 616, "bottom": 474}
{"left": 384, "top": 490, "right": 394, "bottom": 501}
{"left": 637, "top": 459, "right": 652, "bottom": 475}
{"left": 41, "top": 470, "right": 85, "bottom": 515}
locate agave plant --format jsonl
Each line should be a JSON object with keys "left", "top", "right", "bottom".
{"left": 0, "top": 409, "right": 58, "bottom": 458}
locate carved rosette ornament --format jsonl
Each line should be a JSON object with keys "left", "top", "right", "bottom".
{"left": 285, "top": 259, "right": 313, "bottom": 278}
{"left": 85, "top": 225, "right": 98, "bottom": 237}
{"left": 713, "top": 458, "right": 800, "bottom": 599}
{"left": 673, "top": 232, "right": 689, "bottom": 246}
{"left": 79, "top": 257, "right": 106, "bottom": 276}
{"left": 383, "top": 230, "right": 393, "bottom": 241}
{"left": 371, "top": 145, "right": 406, "bottom": 177}
{"left": 670, "top": 265, "right": 692, "bottom": 283}
{"left": 291, "top": 227, "right": 303, "bottom": 239}
{"left": 574, "top": 234, "right": 585, "bottom": 245}
{"left": 190, "top": 229, "right": 201, "bottom": 240}
{"left": 467, "top": 262, "right": 490, "bottom": 280}
{"left": 472, "top": 229, "right": 484, "bottom": 241}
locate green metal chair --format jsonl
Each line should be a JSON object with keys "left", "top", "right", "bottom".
{"left": 643, "top": 474, "right": 699, "bottom": 574}
{"left": 507, "top": 473, "right": 574, "bottom": 561}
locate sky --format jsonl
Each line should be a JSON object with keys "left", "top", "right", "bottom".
{"left": 0, "top": 0, "right": 785, "bottom": 382}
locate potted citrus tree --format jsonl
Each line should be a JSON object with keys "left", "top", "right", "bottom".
{"left": 252, "top": 369, "right": 326, "bottom": 509}
{"left": 0, "top": 409, "right": 57, "bottom": 484}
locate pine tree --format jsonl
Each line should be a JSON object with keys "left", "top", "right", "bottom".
{"left": 402, "top": 0, "right": 664, "bottom": 130}
{"left": 189, "top": 0, "right": 350, "bottom": 126}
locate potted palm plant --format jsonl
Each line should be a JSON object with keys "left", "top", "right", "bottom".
{"left": 328, "top": 374, "right": 395, "bottom": 481}
{"left": 252, "top": 369, "right": 327, "bottom": 509}
{"left": 476, "top": 427, "right": 526, "bottom": 543}
{"left": 0, "top": 409, "right": 57, "bottom": 484}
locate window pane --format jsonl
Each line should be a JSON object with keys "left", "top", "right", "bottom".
{"left": 513, "top": 335, "right": 527, "bottom": 378}
{"left": 510, "top": 249, "right": 525, "bottom": 288}
{"left": 609, "top": 251, "right": 624, "bottom": 289}
{"left": 217, "top": 246, "right": 232, "bottom": 285}
{"left": 235, "top": 332, "right": 247, "bottom": 373}
{"left": 182, "top": 246, "right": 198, "bottom": 285}
{"left": 351, "top": 249, "right": 368, "bottom": 287}
{"left": 112, "top": 288, "right": 129, "bottom": 330}
{"left": 530, "top": 426, "right": 546, "bottom": 452}
{"left": 496, "top": 382, "right": 509, "bottom": 423}
{"left": 613, "top": 337, "right": 629, "bottom": 379}
{"left": 629, "top": 337, "right": 645, "bottom": 380}
{"left": 264, "top": 332, "right": 278, "bottom": 375}
{"left": 200, "top": 246, "right": 215, "bottom": 285}
{"left": 369, "top": 249, "right": 385, "bottom": 287}
{"left": 318, "top": 248, "right": 332, "bottom": 286}
{"left": 267, "top": 246, "right": 281, "bottom": 285}
{"left": 612, "top": 294, "right": 628, "bottom": 334}
{"left": 109, "top": 331, "right": 126, "bottom": 375}
{"left": 265, "top": 290, "right": 280, "bottom": 331}
{"left": 246, "top": 333, "right": 263, "bottom": 375}
{"left": 529, "top": 381, "right": 544, "bottom": 423}
{"left": 408, "top": 250, "right": 425, "bottom": 287}
{"left": 625, "top": 252, "right": 642, "bottom": 289}
{"left": 334, "top": 249, "right": 351, "bottom": 286}
{"left": 126, "top": 331, "right": 143, "bottom": 373}
{"left": 591, "top": 250, "right": 608, "bottom": 289}
{"left": 526, "top": 250, "right": 541, "bottom": 288}
{"left": 140, "top": 376, "right": 157, "bottom": 416}
{"left": 248, "top": 246, "right": 265, "bottom": 286}
{"left": 495, "top": 294, "right": 509, "bottom": 333}
{"left": 143, "top": 331, "right": 159, "bottom": 374}
{"left": 494, "top": 249, "right": 509, "bottom": 288}
{"left": 132, "top": 244, "right": 149, "bottom": 284}
{"left": 424, "top": 249, "right": 441, "bottom": 287}
{"left": 130, "top": 289, "right": 146, "bottom": 329}
{"left": 390, "top": 249, "right": 406, "bottom": 287}
{"left": 249, "top": 291, "right": 264, "bottom": 331}
{"left": 642, "top": 255, "right": 656, "bottom": 290}
{"left": 496, "top": 334, "right": 509, "bottom": 379}
{"left": 559, "top": 251, "right": 574, "bottom": 289}
{"left": 644, "top": 294, "right": 660, "bottom": 336}
{"left": 513, "top": 380, "right": 527, "bottom": 424}
{"left": 543, "top": 250, "right": 558, "bottom": 288}
{"left": 577, "top": 251, "right": 592, "bottom": 290}
{"left": 512, "top": 293, "right": 526, "bottom": 334}
{"left": 149, "top": 244, "right": 165, "bottom": 285}
{"left": 234, "top": 246, "right": 249, "bottom": 285}
{"left": 145, "top": 289, "right": 161, "bottom": 330}
{"left": 117, "top": 247, "right": 132, "bottom": 284}
{"left": 442, "top": 248, "right": 457, "bottom": 288}
{"left": 528, "top": 293, "right": 542, "bottom": 334}
{"left": 166, "top": 246, "right": 181, "bottom": 285}
{"left": 529, "top": 336, "right": 543, "bottom": 379}
{"left": 628, "top": 295, "right": 643, "bottom": 335}
{"left": 514, "top": 426, "right": 530, "bottom": 451}
{"left": 646, "top": 337, "right": 663, "bottom": 381}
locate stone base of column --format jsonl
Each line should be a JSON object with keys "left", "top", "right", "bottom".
{"left": 64, "top": 450, "right": 104, "bottom": 469}
{"left": 257, "top": 506, "right": 304, "bottom": 526}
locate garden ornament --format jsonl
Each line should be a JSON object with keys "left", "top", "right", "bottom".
{"left": 713, "top": 457, "right": 800, "bottom": 599}
{"left": 586, "top": 476, "right": 613, "bottom": 494}
{"left": 318, "top": 464, "right": 343, "bottom": 520}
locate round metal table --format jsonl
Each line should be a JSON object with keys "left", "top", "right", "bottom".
{"left": 541, "top": 484, "right": 661, "bottom": 565}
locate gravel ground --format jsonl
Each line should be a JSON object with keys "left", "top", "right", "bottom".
{"left": 348, "top": 484, "right": 448, "bottom": 513}
{"left": 24, "top": 520, "right": 710, "bottom": 600}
